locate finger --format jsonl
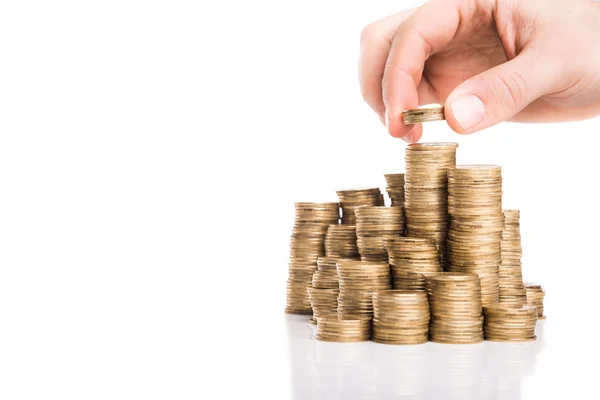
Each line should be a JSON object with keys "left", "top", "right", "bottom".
{"left": 383, "top": 0, "right": 468, "bottom": 139}
{"left": 359, "top": 9, "right": 416, "bottom": 122}
{"left": 445, "top": 49, "right": 561, "bottom": 134}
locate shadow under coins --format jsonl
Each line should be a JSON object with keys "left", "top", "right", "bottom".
{"left": 285, "top": 315, "right": 545, "bottom": 400}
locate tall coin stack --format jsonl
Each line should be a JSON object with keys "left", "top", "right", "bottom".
{"left": 404, "top": 143, "right": 458, "bottom": 266}
{"left": 356, "top": 206, "right": 405, "bottom": 262}
{"left": 285, "top": 202, "right": 340, "bottom": 314}
{"left": 308, "top": 257, "right": 341, "bottom": 324}
{"left": 426, "top": 273, "right": 484, "bottom": 344}
{"left": 324, "top": 224, "right": 360, "bottom": 259}
{"left": 524, "top": 283, "right": 546, "bottom": 319}
{"left": 447, "top": 165, "right": 503, "bottom": 306}
{"left": 336, "top": 260, "right": 391, "bottom": 318}
{"left": 372, "top": 290, "right": 430, "bottom": 344}
{"left": 483, "top": 304, "right": 537, "bottom": 342}
{"left": 316, "top": 314, "right": 371, "bottom": 342}
{"left": 499, "top": 210, "right": 527, "bottom": 304}
{"left": 384, "top": 173, "right": 405, "bottom": 207}
{"left": 386, "top": 237, "right": 443, "bottom": 290}
{"left": 336, "top": 188, "right": 384, "bottom": 224}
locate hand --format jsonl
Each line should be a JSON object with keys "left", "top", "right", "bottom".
{"left": 359, "top": 0, "right": 600, "bottom": 142}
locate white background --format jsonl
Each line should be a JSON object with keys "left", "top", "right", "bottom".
{"left": 0, "top": 0, "right": 597, "bottom": 398}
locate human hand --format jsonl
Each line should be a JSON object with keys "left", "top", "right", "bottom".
{"left": 359, "top": 0, "right": 600, "bottom": 142}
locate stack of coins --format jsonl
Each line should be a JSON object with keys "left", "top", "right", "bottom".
{"left": 499, "top": 210, "right": 527, "bottom": 304}
{"left": 336, "top": 188, "right": 384, "bottom": 224}
{"left": 447, "top": 165, "right": 504, "bottom": 306}
{"left": 355, "top": 206, "right": 405, "bottom": 262}
{"left": 312, "top": 257, "right": 340, "bottom": 289}
{"left": 426, "top": 273, "right": 484, "bottom": 344}
{"left": 386, "top": 237, "right": 443, "bottom": 290}
{"left": 337, "top": 260, "right": 391, "bottom": 318}
{"left": 404, "top": 143, "right": 458, "bottom": 266}
{"left": 384, "top": 173, "right": 405, "bottom": 207}
{"left": 316, "top": 314, "right": 371, "bottom": 342}
{"left": 372, "top": 290, "right": 430, "bottom": 344}
{"left": 524, "top": 283, "right": 546, "bottom": 319}
{"left": 308, "top": 287, "right": 340, "bottom": 325}
{"left": 483, "top": 303, "right": 537, "bottom": 342}
{"left": 285, "top": 202, "right": 340, "bottom": 314}
{"left": 324, "top": 224, "right": 360, "bottom": 259}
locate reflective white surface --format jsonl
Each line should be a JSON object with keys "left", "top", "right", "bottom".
{"left": 285, "top": 315, "right": 545, "bottom": 400}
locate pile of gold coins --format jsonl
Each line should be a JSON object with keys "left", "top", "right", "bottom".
{"left": 427, "top": 273, "right": 484, "bottom": 344}
{"left": 372, "top": 290, "right": 430, "bottom": 344}
{"left": 447, "top": 165, "right": 503, "bottom": 306}
{"left": 356, "top": 206, "right": 405, "bottom": 262}
{"left": 524, "top": 284, "right": 546, "bottom": 319}
{"left": 404, "top": 143, "right": 457, "bottom": 266}
{"left": 336, "top": 188, "right": 383, "bottom": 224}
{"left": 284, "top": 133, "right": 547, "bottom": 345}
{"left": 499, "top": 210, "right": 527, "bottom": 304}
{"left": 483, "top": 304, "right": 538, "bottom": 342}
{"left": 285, "top": 202, "right": 339, "bottom": 314}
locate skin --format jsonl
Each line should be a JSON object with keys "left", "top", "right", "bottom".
{"left": 359, "top": 0, "right": 600, "bottom": 142}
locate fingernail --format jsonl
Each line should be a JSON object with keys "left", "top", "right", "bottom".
{"left": 450, "top": 94, "right": 486, "bottom": 131}
{"left": 384, "top": 110, "right": 390, "bottom": 128}
{"left": 379, "top": 113, "right": 386, "bottom": 126}
{"left": 402, "top": 130, "right": 413, "bottom": 143}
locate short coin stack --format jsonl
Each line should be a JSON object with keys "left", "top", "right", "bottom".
{"left": 316, "top": 314, "right": 371, "bottom": 342}
{"left": 524, "top": 283, "right": 546, "bottom": 319}
{"left": 499, "top": 210, "right": 527, "bottom": 304}
{"left": 356, "top": 206, "right": 405, "bottom": 262}
{"left": 426, "top": 273, "right": 484, "bottom": 344}
{"left": 285, "top": 202, "right": 340, "bottom": 314}
{"left": 402, "top": 106, "right": 445, "bottom": 124}
{"left": 336, "top": 260, "right": 391, "bottom": 318}
{"left": 386, "top": 237, "right": 443, "bottom": 290}
{"left": 447, "top": 165, "right": 503, "bottom": 306}
{"left": 483, "top": 303, "right": 537, "bottom": 342}
{"left": 384, "top": 173, "right": 405, "bottom": 207}
{"left": 336, "top": 188, "right": 384, "bottom": 224}
{"left": 372, "top": 290, "right": 430, "bottom": 344}
{"left": 312, "top": 257, "right": 340, "bottom": 289}
{"left": 404, "top": 143, "right": 458, "bottom": 266}
{"left": 308, "top": 257, "right": 341, "bottom": 324}
{"left": 324, "top": 224, "right": 360, "bottom": 259}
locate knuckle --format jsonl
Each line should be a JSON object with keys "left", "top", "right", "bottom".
{"left": 490, "top": 70, "right": 528, "bottom": 112}
{"left": 360, "top": 21, "right": 380, "bottom": 45}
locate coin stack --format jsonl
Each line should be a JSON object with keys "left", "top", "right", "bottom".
{"left": 324, "top": 224, "right": 360, "bottom": 259}
{"left": 316, "top": 314, "right": 372, "bottom": 342}
{"left": 483, "top": 303, "right": 537, "bottom": 342}
{"left": 372, "top": 290, "right": 430, "bottom": 344}
{"left": 384, "top": 173, "right": 405, "bottom": 207}
{"left": 312, "top": 257, "right": 340, "bottom": 289}
{"left": 355, "top": 206, "right": 405, "bottom": 262}
{"left": 404, "top": 143, "right": 458, "bottom": 266}
{"left": 499, "top": 210, "right": 527, "bottom": 304}
{"left": 285, "top": 202, "right": 340, "bottom": 314}
{"left": 337, "top": 260, "right": 392, "bottom": 318}
{"left": 426, "top": 273, "right": 484, "bottom": 344}
{"left": 386, "top": 237, "right": 443, "bottom": 290}
{"left": 447, "top": 165, "right": 504, "bottom": 306}
{"left": 524, "top": 283, "right": 546, "bottom": 319}
{"left": 336, "top": 188, "right": 384, "bottom": 224}
{"left": 308, "top": 287, "right": 340, "bottom": 325}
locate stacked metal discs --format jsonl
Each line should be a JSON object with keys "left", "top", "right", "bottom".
{"left": 524, "top": 283, "right": 546, "bottom": 319}
{"left": 336, "top": 188, "right": 384, "bottom": 224}
{"left": 336, "top": 260, "right": 391, "bottom": 318}
{"left": 285, "top": 202, "right": 340, "bottom": 314}
{"left": 316, "top": 314, "right": 371, "bottom": 342}
{"left": 499, "top": 210, "right": 527, "bottom": 304}
{"left": 355, "top": 206, "right": 405, "bottom": 262}
{"left": 426, "top": 273, "right": 484, "bottom": 344}
{"left": 308, "top": 257, "right": 341, "bottom": 324}
{"left": 483, "top": 304, "right": 537, "bottom": 342}
{"left": 324, "top": 224, "right": 359, "bottom": 259}
{"left": 447, "top": 165, "right": 503, "bottom": 306}
{"left": 404, "top": 143, "right": 458, "bottom": 266}
{"left": 384, "top": 173, "right": 405, "bottom": 207}
{"left": 372, "top": 290, "right": 430, "bottom": 344}
{"left": 386, "top": 237, "right": 443, "bottom": 290}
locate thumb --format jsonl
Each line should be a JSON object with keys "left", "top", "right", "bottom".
{"left": 445, "top": 51, "right": 559, "bottom": 134}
